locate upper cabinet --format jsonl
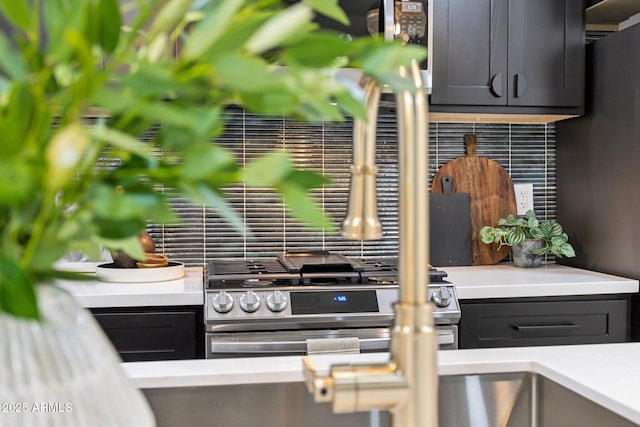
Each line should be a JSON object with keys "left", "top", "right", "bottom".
{"left": 430, "top": 0, "right": 585, "bottom": 115}
{"left": 586, "top": 0, "right": 640, "bottom": 30}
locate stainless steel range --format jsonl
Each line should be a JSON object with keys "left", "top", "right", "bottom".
{"left": 205, "top": 251, "right": 460, "bottom": 358}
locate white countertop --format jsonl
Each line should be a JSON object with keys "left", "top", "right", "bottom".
{"left": 444, "top": 263, "right": 639, "bottom": 299}
{"left": 55, "top": 263, "right": 637, "bottom": 308}
{"left": 57, "top": 267, "right": 204, "bottom": 307}
{"left": 122, "top": 342, "right": 640, "bottom": 425}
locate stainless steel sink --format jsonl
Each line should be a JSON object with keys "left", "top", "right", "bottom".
{"left": 142, "top": 372, "right": 637, "bottom": 427}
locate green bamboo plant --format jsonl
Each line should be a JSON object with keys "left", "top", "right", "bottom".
{"left": 0, "top": 0, "right": 425, "bottom": 319}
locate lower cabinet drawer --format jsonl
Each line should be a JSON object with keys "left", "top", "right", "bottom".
{"left": 91, "top": 307, "right": 203, "bottom": 362}
{"left": 460, "top": 297, "right": 629, "bottom": 349}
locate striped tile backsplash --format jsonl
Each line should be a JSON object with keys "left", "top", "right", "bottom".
{"left": 148, "top": 106, "right": 556, "bottom": 266}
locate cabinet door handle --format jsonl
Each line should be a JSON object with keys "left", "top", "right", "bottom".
{"left": 515, "top": 73, "right": 528, "bottom": 97}
{"left": 490, "top": 73, "right": 503, "bottom": 97}
{"left": 512, "top": 323, "right": 580, "bottom": 332}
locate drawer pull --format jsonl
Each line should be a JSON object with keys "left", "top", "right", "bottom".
{"left": 512, "top": 323, "right": 580, "bottom": 332}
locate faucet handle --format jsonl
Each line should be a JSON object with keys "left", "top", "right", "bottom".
{"left": 302, "top": 357, "right": 335, "bottom": 402}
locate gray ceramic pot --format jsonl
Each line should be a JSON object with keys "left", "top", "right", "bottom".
{"left": 512, "top": 239, "right": 545, "bottom": 268}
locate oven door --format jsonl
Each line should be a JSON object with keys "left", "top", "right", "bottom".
{"left": 206, "top": 326, "right": 457, "bottom": 358}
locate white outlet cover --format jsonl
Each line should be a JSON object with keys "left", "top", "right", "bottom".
{"left": 513, "top": 183, "right": 534, "bottom": 216}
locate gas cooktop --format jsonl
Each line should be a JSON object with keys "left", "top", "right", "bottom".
{"left": 204, "top": 251, "right": 460, "bottom": 333}
{"left": 207, "top": 250, "right": 448, "bottom": 290}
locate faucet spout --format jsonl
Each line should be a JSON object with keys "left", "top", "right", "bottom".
{"left": 303, "top": 60, "right": 437, "bottom": 427}
{"left": 341, "top": 76, "right": 383, "bottom": 240}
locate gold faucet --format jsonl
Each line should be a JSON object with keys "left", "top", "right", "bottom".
{"left": 303, "top": 60, "right": 437, "bottom": 426}
{"left": 340, "top": 76, "right": 383, "bottom": 240}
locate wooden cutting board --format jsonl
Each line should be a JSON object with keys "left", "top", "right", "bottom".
{"left": 429, "top": 176, "right": 473, "bottom": 267}
{"left": 431, "top": 134, "right": 517, "bottom": 265}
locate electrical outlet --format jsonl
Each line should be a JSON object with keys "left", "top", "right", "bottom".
{"left": 513, "top": 183, "right": 534, "bottom": 216}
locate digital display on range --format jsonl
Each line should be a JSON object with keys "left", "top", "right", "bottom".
{"left": 290, "top": 290, "right": 379, "bottom": 315}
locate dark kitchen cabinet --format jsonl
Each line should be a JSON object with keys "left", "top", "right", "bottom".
{"left": 555, "top": 23, "right": 640, "bottom": 340}
{"left": 431, "top": 0, "right": 584, "bottom": 114}
{"left": 91, "top": 306, "right": 204, "bottom": 362}
{"left": 459, "top": 294, "right": 630, "bottom": 349}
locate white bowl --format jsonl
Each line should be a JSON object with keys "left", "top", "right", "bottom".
{"left": 95, "top": 262, "right": 185, "bottom": 283}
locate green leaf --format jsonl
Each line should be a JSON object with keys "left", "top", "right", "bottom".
{"left": 281, "top": 32, "right": 352, "bottom": 67}
{"left": 547, "top": 221, "right": 563, "bottom": 235}
{"left": 86, "top": 0, "right": 121, "bottom": 54}
{"left": 96, "top": 235, "right": 145, "bottom": 261}
{"left": 29, "top": 236, "right": 74, "bottom": 272}
{"left": 147, "top": 0, "right": 192, "bottom": 39}
{"left": 242, "top": 151, "right": 292, "bottom": 186}
{"left": 0, "top": 255, "right": 39, "bottom": 320}
{"left": 182, "top": 142, "right": 237, "bottom": 180}
{"left": 498, "top": 214, "right": 517, "bottom": 226}
{"left": 332, "top": 85, "right": 367, "bottom": 121}
{"left": 87, "top": 125, "right": 156, "bottom": 160}
{"left": 0, "top": 83, "right": 36, "bottom": 157}
{"left": 350, "top": 41, "right": 427, "bottom": 86}
{"left": 117, "top": 63, "right": 182, "bottom": 96}
{"left": 559, "top": 243, "right": 576, "bottom": 258}
{"left": 529, "top": 227, "right": 547, "bottom": 240}
{"left": 94, "top": 217, "right": 146, "bottom": 240}
{"left": 0, "top": 0, "right": 30, "bottom": 32}
{"left": 44, "top": 0, "right": 85, "bottom": 61}
{"left": 513, "top": 217, "right": 528, "bottom": 227}
{"left": 0, "top": 159, "right": 37, "bottom": 205}
{"left": 241, "top": 91, "right": 298, "bottom": 115}
{"left": 506, "top": 228, "right": 525, "bottom": 245}
{"left": 550, "top": 234, "right": 568, "bottom": 246}
{"left": 213, "top": 53, "right": 283, "bottom": 92}
{"left": 130, "top": 100, "right": 203, "bottom": 130}
{"left": 67, "top": 240, "right": 102, "bottom": 261}
{"left": 91, "top": 183, "right": 178, "bottom": 223}
{"left": 195, "top": 9, "right": 271, "bottom": 60}
{"left": 0, "top": 33, "right": 29, "bottom": 81}
{"left": 61, "top": 28, "right": 102, "bottom": 98}
{"left": 301, "top": 0, "right": 349, "bottom": 26}
{"left": 530, "top": 245, "right": 550, "bottom": 256}
{"left": 286, "top": 169, "right": 331, "bottom": 190}
{"left": 183, "top": 0, "right": 246, "bottom": 59}
{"left": 96, "top": 0, "right": 121, "bottom": 53}
{"left": 92, "top": 85, "right": 129, "bottom": 110}
{"left": 245, "top": 3, "right": 314, "bottom": 54}
{"left": 277, "top": 182, "right": 334, "bottom": 230}
{"left": 479, "top": 226, "right": 496, "bottom": 244}
{"left": 179, "top": 182, "right": 247, "bottom": 235}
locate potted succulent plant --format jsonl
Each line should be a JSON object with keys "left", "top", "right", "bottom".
{"left": 0, "top": 0, "right": 424, "bottom": 425}
{"left": 479, "top": 210, "right": 576, "bottom": 267}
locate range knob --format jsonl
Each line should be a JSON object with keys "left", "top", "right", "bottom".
{"left": 431, "top": 286, "right": 452, "bottom": 308}
{"left": 212, "top": 292, "right": 234, "bottom": 313}
{"left": 266, "top": 290, "right": 288, "bottom": 312}
{"left": 239, "top": 290, "right": 261, "bottom": 313}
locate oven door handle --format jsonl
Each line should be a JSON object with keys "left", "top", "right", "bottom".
{"left": 210, "top": 337, "right": 390, "bottom": 354}
{"left": 437, "top": 329, "right": 456, "bottom": 345}
{"left": 210, "top": 329, "right": 456, "bottom": 354}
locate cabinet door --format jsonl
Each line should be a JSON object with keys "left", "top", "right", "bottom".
{"left": 92, "top": 309, "right": 200, "bottom": 362}
{"left": 507, "top": 0, "right": 584, "bottom": 107}
{"left": 431, "top": 0, "right": 508, "bottom": 106}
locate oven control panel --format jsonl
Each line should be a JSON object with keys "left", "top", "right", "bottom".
{"left": 205, "top": 285, "right": 460, "bottom": 330}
